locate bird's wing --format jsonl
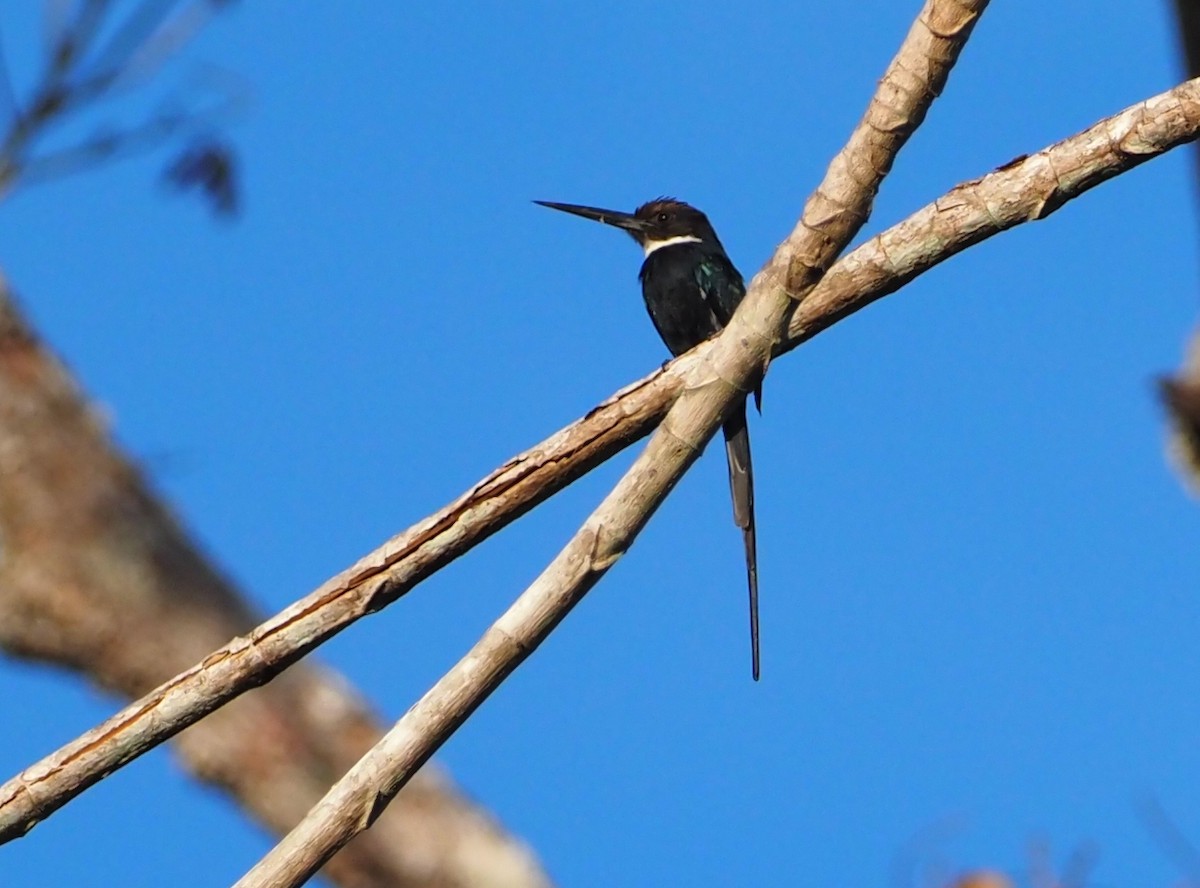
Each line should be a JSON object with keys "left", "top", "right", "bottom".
{"left": 694, "top": 253, "right": 746, "bottom": 329}
{"left": 695, "top": 253, "right": 761, "bottom": 410}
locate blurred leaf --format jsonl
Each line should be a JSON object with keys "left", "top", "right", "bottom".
{"left": 162, "top": 138, "right": 238, "bottom": 216}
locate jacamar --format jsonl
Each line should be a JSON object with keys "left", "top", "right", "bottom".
{"left": 535, "top": 197, "right": 761, "bottom": 680}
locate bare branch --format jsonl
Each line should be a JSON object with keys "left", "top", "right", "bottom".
{"left": 792, "top": 77, "right": 1200, "bottom": 344}
{"left": 231, "top": 1, "right": 988, "bottom": 884}
{"left": 0, "top": 282, "right": 551, "bottom": 887}
{"left": 760, "top": 0, "right": 984, "bottom": 300}
{"left": 6, "top": 53, "right": 1200, "bottom": 855}
{"left": 0, "top": 348, "right": 677, "bottom": 843}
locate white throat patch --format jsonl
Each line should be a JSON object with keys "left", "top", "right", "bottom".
{"left": 642, "top": 234, "right": 702, "bottom": 257}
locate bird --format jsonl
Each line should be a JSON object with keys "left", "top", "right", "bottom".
{"left": 535, "top": 196, "right": 762, "bottom": 680}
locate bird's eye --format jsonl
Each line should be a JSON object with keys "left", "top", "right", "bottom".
{"left": 657, "top": 212, "right": 670, "bottom": 223}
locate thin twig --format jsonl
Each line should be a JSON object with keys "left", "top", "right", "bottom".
{"left": 232, "top": 1, "right": 987, "bottom": 884}
{"left": 45, "top": 0, "right": 111, "bottom": 75}
{"left": 84, "top": 0, "right": 221, "bottom": 97}
{"left": 17, "top": 110, "right": 184, "bottom": 182}
{"left": 0, "top": 1, "right": 233, "bottom": 197}
{"left": 4, "top": 59, "right": 1199, "bottom": 852}
{"left": 81, "top": 0, "right": 176, "bottom": 93}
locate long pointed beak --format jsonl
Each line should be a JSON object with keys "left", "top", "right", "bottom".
{"left": 534, "top": 200, "right": 645, "bottom": 233}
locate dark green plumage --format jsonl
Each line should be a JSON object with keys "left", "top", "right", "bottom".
{"left": 639, "top": 243, "right": 742, "bottom": 356}
{"left": 535, "top": 196, "right": 763, "bottom": 680}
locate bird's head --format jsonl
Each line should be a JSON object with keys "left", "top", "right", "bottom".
{"left": 535, "top": 196, "right": 722, "bottom": 256}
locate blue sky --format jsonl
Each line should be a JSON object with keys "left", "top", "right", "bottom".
{"left": 2, "top": 2, "right": 1198, "bottom": 886}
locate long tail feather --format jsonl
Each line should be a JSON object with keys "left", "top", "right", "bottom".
{"left": 723, "top": 399, "right": 758, "bottom": 680}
